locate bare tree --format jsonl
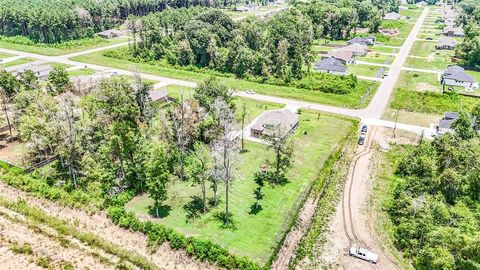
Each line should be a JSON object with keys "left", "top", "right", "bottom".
{"left": 0, "top": 89, "right": 13, "bottom": 140}
{"left": 239, "top": 101, "right": 247, "bottom": 152}
{"left": 211, "top": 98, "right": 240, "bottom": 225}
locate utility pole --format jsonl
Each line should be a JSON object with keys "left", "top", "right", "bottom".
{"left": 393, "top": 108, "right": 400, "bottom": 138}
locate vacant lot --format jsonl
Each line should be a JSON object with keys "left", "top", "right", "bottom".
{"left": 68, "top": 68, "right": 97, "bottom": 77}
{"left": 359, "top": 52, "right": 395, "bottom": 64}
{"left": 395, "top": 71, "right": 441, "bottom": 92}
{"left": 405, "top": 54, "right": 454, "bottom": 70}
{"left": 383, "top": 108, "right": 442, "bottom": 127}
{"left": 348, "top": 64, "right": 386, "bottom": 78}
{"left": 409, "top": 40, "right": 437, "bottom": 57}
{"left": 126, "top": 112, "right": 354, "bottom": 265}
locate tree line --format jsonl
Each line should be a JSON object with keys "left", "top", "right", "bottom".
{"left": 456, "top": 0, "right": 480, "bottom": 70}
{"left": 387, "top": 106, "right": 480, "bottom": 270}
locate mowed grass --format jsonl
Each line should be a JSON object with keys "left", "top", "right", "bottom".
{"left": 399, "top": 9, "right": 423, "bottom": 18}
{"left": 0, "top": 52, "right": 14, "bottom": 59}
{"left": 72, "top": 50, "right": 379, "bottom": 109}
{"left": 126, "top": 112, "right": 354, "bottom": 265}
{"left": 68, "top": 68, "right": 97, "bottom": 77}
{"left": 359, "top": 52, "right": 395, "bottom": 64}
{"left": 382, "top": 108, "right": 442, "bottom": 127}
{"left": 409, "top": 40, "right": 436, "bottom": 57}
{"left": 370, "top": 46, "right": 398, "bottom": 53}
{"left": 395, "top": 71, "right": 441, "bottom": 92}
{"left": 0, "top": 37, "right": 129, "bottom": 56}
{"left": 0, "top": 57, "right": 36, "bottom": 68}
{"left": 405, "top": 54, "right": 454, "bottom": 70}
{"left": 348, "top": 64, "right": 386, "bottom": 77}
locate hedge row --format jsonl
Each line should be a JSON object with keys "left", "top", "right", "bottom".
{"left": 107, "top": 205, "right": 263, "bottom": 270}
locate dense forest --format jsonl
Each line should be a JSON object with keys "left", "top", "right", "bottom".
{"left": 456, "top": 0, "right": 480, "bottom": 70}
{"left": 387, "top": 107, "right": 480, "bottom": 270}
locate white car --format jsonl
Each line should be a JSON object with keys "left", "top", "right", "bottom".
{"left": 349, "top": 246, "right": 378, "bottom": 264}
{"left": 245, "top": 91, "right": 255, "bottom": 94}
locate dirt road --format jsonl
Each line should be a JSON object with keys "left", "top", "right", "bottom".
{"left": 319, "top": 127, "right": 401, "bottom": 270}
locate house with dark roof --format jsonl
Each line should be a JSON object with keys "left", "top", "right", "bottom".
{"left": 443, "top": 26, "right": 464, "bottom": 37}
{"left": 435, "top": 112, "right": 459, "bottom": 134}
{"left": 14, "top": 64, "right": 53, "bottom": 81}
{"left": 441, "top": 66, "right": 479, "bottom": 91}
{"left": 347, "top": 36, "right": 376, "bottom": 46}
{"left": 250, "top": 109, "right": 299, "bottom": 138}
{"left": 314, "top": 57, "right": 347, "bottom": 75}
{"left": 323, "top": 50, "right": 355, "bottom": 64}
{"left": 383, "top": 12, "right": 403, "bottom": 20}
{"left": 435, "top": 36, "right": 457, "bottom": 50}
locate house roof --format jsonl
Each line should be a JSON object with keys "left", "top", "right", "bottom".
{"left": 251, "top": 109, "right": 299, "bottom": 136}
{"left": 340, "top": 43, "right": 367, "bottom": 54}
{"left": 384, "top": 12, "right": 401, "bottom": 20}
{"left": 347, "top": 36, "right": 375, "bottom": 45}
{"left": 444, "top": 112, "right": 459, "bottom": 120}
{"left": 443, "top": 26, "right": 464, "bottom": 35}
{"left": 326, "top": 50, "right": 354, "bottom": 62}
{"left": 148, "top": 90, "right": 168, "bottom": 101}
{"left": 314, "top": 57, "right": 347, "bottom": 73}
{"left": 443, "top": 66, "right": 476, "bottom": 83}
{"left": 15, "top": 64, "right": 53, "bottom": 74}
{"left": 437, "top": 36, "right": 457, "bottom": 47}
{"left": 439, "top": 119, "right": 455, "bottom": 129}
{"left": 97, "top": 29, "right": 122, "bottom": 36}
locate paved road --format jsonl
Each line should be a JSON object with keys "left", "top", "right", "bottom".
{"left": 0, "top": 7, "right": 435, "bottom": 137}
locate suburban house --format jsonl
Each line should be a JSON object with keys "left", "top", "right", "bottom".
{"left": 340, "top": 43, "right": 368, "bottom": 56}
{"left": 383, "top": 12, "right": 402, "bottom": 20}
{"left": 435, "top": 36, "right": 457, "bottom": 50}
{"left": 435, "top": 112, "right": 459, "bottom": 134}
{"left": 323, "top": 50, "right": 355, "bottom": 64}
{"left": 346, "top": 36, "right": 376, "bottom": 46}
{"left": 415, "top": 1, "right": 427, "bottom": 7}
{"left": 314, "top": 57, "right": 347, "bottom": 75}
{"left": 14, "top": 63, "right": 53, "bottom": 81}
{"left": 441, "top": 65, "right": 479, "bottom": 91}
{"left": 443, "top": 26, "right": 464, "bottom": 37}
{"left": 70, "top": 73, "right": 109, "bottom": 93}
{"left": 250, "top": 109, "right": 299, "bottom": 138}
{"left": 148, "top": 89, "right": 169, "bottom": 102}
{"left": 97, "top": 29, "right": 123, "bottom": 39}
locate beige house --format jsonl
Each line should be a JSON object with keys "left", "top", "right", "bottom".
{"left": 250, "top": 110, "right": 299, "bottom": 138}
{"left": 324, "top": 50, "right": 355, "bottom": 64}
{"left": 340, "top": 43, "right": 368, "bottom": 56}
{"left": 436, "top": 37, "right": 457, "bottom": 50}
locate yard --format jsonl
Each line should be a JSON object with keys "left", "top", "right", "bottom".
{"left": 68, "top": 68, "right": 97, "bottom": 77}
{"left": 382, "top": 108, "right": 442, "bottom": 128}
{"left": 0, "top": 57, "right": 36, "bottom": 69}
{"left": 404, "top": 53, "right": 454, "bottom": 70}
{"left": 370, "top": 46, "right": 398, "bottom": 53}
{"left": 125, "top": 111, "right": 354, "bottom": 265}
{"left": 348, "top": 63, "right": 386, "bottom": 78}
{"left": 358, "top": 52, "right": 395, "bottom": 64}
{"left": 0, "top": 52, "right": 14, "bottom": 59}
{"left": 395, "top": 71, "right": 441, "bottom": 92}
{"left": 72, "top": 50, "right": 379, "bottom": 109}
{"left": 409, "top": 40, "right": 437, "bottom": 57}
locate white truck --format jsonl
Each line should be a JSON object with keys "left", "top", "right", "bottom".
{"left": 349, "top": 246, "right": 379, "bottom": 264}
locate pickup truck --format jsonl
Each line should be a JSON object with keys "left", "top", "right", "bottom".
{"left": 349, "top": 246, "right": 378, "bottom": 264}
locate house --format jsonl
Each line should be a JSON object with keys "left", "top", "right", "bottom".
{"left": 70, "top": 73, "right": 109, "bottom": 93}
{"left": 441, "top": 66, "right": 479, "bottom": 91}
{"left": 383, "top": 12, "right": 402, "bottom": 20}
{"left": 340, "top": 43, "right": 368, "bottom": 56}
{"left": 435, "top": 36, "right": 457, "bottom": 50}
{"left": 415, "top": 1, "right": 427, "bottom": 7}
{"left": 314, "top": 57, "right": 347, "bottom": 75}
{"left": 148, "top": 90, "right": 169, "bottom": 102}
{"left": 399, "top": 6, "right": 409, "bottom": 10}
{"left": 323, "top": 50, "right": 355, "bottom": 65}
{"left": 347, "top": 36, "right": 376, "bottom": 46}
{"left": 14, "top": 64, "right": 53, "bottom": 81}
{"left": 97, "top": 29, "right": 123, "bottom": 39}
{"left": 443, "top": 26, "right": 464, "bottom": 37}
{"left": 436, "top": 112, "right": 459, "bottom": 133}
{"left": 250, "top": 109, "right": 299, "bottom": 138}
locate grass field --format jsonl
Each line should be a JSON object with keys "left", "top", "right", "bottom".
{"left": 395, "top": 71, "right": 441, "bottom": 92}
{"left": 399, "top": 9, "right": 423, "bottom": 18}
{"left": 404, "top": 54, "right": 454, "bottom": 70}
{"left": 359, "top": 52, "right": 395, "bottom": 64}
{"left": 348, "top": 64, "right": 386, "bottom": 77}
{"left": 409, "top": 40, "right": 437, "bottom": 57}
{"left": 72, "top": 50, "right": 379, "bottom": 109}
{"left": 0, "top": 37, "right": 128, "bottom": 56}
{"left": 126, "top": 111, "right": 354, "bottom": 265}
{"left": 0, "top": 52, "right": 14, "bottom": 59}
{"left": 370, "top": 46, "right": 398, "bottom": 53}
{"left": 0, "top": 57, "right": 36, "bottom": 68}
{"left": 383, "top": 108, "right": 442, "bottom": 127}
{"left": 68, "top": 68, "right": 97, "bottom": 77}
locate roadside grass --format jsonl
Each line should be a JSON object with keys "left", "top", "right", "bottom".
{"left": 348, "top": 64, "right": 386, "bottom": 78}
{"left": 0, "top": 57, "right": 36, "bottom": 68}
{"left": 125, "top": 112, "right": 354, "bottom": 265}
{"left": 389, "top": 87, "right": 480, "bottom": 114}
{"left": 0, "top": 37, "right": 128, "bottom": 56}
{"left": 395, "top": 71, "right": 441, "bottom": 93}
{"left": 370, "top": 46, "right": 398, "bottom": 53}
{"left": 417, "top": 33, "right": 438, "bottom": 40}
{"left": 45, "top": 62, "right": 71, "bottom": 69}
{"left": 0, "top": 52, "right": 14, "bottom": 59}
{"left": 399, "top": 9, "right": 422, "bottom": 18}
{"left": 382, "top": 108, "right": 442, "bottom": 127}
{"left": 359, "top": 52, "right": 395, "bottom": 64}
{"left": 72, "top": 51, "right": 378, "bottom": 109}
{"left": 68, "top": 68, "right": 97, "bottom": 77}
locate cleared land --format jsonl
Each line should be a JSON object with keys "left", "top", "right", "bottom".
{"left": 359, "top": 52, "right": 396, "bottom": 64}
{"left": 126, "top": 112, "right": 354, "bottom": 265}
{"left": 395, "top": 70, "right": 441, "bottom": 92}
{"left": 348, "top": 64, "right": 386, "bottom": 77}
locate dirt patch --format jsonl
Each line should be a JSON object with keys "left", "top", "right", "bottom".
{"left": 415, "top": 82, "right": 437, "bottom": 92}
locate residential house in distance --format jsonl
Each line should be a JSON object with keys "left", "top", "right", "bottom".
{"left": 250, "top": 109, "right": 299, "bottom": 138}
{"left": 441, "top": 65, "right": 479, "bottom": 91}
{"left": 435, "top": 112, "right": 459, "bottom": 134}
{"left": 323, "top": 50, "right": 355, "bottom": 64}
{"left": 347, "top": 36, "right": 376, "bottom": 46}
{"left": 70, "top": 73, "right": 109, "bottom": 93}
{"left": 383, "top": 12, "right": 403, "bottom": 20}
{"left": 14, "top": 63, "right": 53, "bottom": 81}
{"left": 97, "top": 29, "right": 123, "bottom": 39}
{"left": 314, "top": 57, "right": 347, "bottom": 75}
{"left": 443, "top": 25, "right": 464, "bottom": 37}
{"left": 415, "top": 1, "right": 427, "bottom": 7}
{"left": 148, "top": 89, "right": 169, "bottom": 103}
{"left": 340, "top": 43, "right": 368, "bottom": 56}
{"left": 435, "top": 36, "right": 457, "bottom": 50}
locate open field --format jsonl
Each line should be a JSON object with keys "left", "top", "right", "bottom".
{"left": 395, "top": 71, "right": 441, "bottom": 92}
{"left": 72, "top": 51, "right": 378, "bottom": 109}
{"left": 0, "top": 57, "right": 36, "bottom": 69}
{"left": 126, "top": 112, "right": 354, "bottom": 265}
{"left": 348, "top": 64, "right": 386, "bottom": 77}
{"left": 359, "top": 52, "right": 395, "bottom": 64}
{"left": 370, "top": 46, "right": 398, "bottom": 53}
{"left": 382, "top": 108, "right": 442, "bottom": 127}
{"left": 0, "top": 37, "right": 128, "bottom": 56}
{"left": 0, "top": 52, "right": 13, "bottom": 59}
{"left": 399, "top": 8, "right": 423, "bottom": 19}
{"left": 68, "top": 68, "right": 97, "bottom": 77}
{"left": 405, "top": 54, "right": 454, "bottom": 70}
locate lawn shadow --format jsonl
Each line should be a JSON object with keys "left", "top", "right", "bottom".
{"left": 212, "top": 211, "right": 237, "bottom": 230}
{"left": 148, "top": 204, "right": 172, "bottom": 218}
{"left": 183, "top": 195, "right": 206, "bottom": 222}
{"left": 249, "top": 203, "right": 263, "bottom": 215}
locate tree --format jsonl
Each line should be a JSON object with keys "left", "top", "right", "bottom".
{"left": 47, "top": 66, "right": 71, "bottom": 94}
{"left": 263, "top": 124, "right": 294, "bottom": 184}
{"left": 415, "top": 247, "right": 455, "bottom": 270}
{"left": 0, "top": 70, "right": 21, "bottom": 98}
{"left": 20, "top": 70, "right": 39, "bottom": 91}
{"left": 211, "top": 98, "right": 239, "bottom": 225}
{"left": 186, "top": 142, "right": 212, "bottom": 214}
{"left": 194, "top": 76, "right": 234, "bottom": 112}
{"left": 252, "top": 171, "right": 266, "bottom": 211}
{"left": 145, "top": 143, "right": 170, "bottom": 217}
{"left": 452, "top": 111, "right": 476, "bottom": 140}
{"left": 239, "top": 101, "right": 247, "bottom": 152}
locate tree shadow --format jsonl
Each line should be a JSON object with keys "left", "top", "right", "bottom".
{"left": 148, "top": 204, "right": 172, "bottom": 218}
{"left": 249, "top": 203, "right": 263, "bottom": 215}
{"left": 212, "top": 211, "right": 237, "bottom": 230}
{"left": 183, "top": 195, "right": 206, "bottom": 222}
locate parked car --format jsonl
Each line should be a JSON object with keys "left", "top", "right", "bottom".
{"left": 358, "top": 135, "right": 366, "bottom": 145}
{"left": 349, "top": 246, "right": 378, "bottom": 263}
{"left": 245, "top": 90, "right": 256, "bottom": 95}
{"left": 361, "top": 125, "right": 368, "bottom": 133}
{"left": 426, "top": 37, "right": 433, "bottom": 40}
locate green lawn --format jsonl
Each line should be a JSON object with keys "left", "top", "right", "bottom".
{"left": 395, "top": 71, "right": 441, "bottom": 92}
{"left": 312, "top": 45, "right": 335, "bottom": 53}
{"left": 348, "top": 64, "right": 386, "bottom": 77}
{"left": 126, "top": 111, "right": 354, "bottom": 265}
{"left": 382, "top": 108, "right": 442, "bottom": 127}
{"left": 370, "top": 46, "right": 398, "bottom": 53}
{"left": 359, "top": 52, "right": 395, "bottom": 64}
{"left": 0, "top": 52, "right": 13, "bottom": 59}
{"left": 409, "top": 40, "right": 437, "bottom": 57}
{"left": 72, "top": 50, "right": 379, "bottom": 109}
{"left": 0, "top": 37, "right": 129, "bottom": 56}
{"left": 399, "top": 9, "right": 422, "bottom": 18}
{"left": 45, "top": 62, "right": 71, "bottom": 69}
{"left": 404, "top": 54, "right": 453, "bottom": 70}
{"left": 68, "top": 68, "right": 97, "bottom": 77}
{"left": 0, "top": 57, "right": 36, "bottom": 68}
{"left": 466, "top": 70, "right": 480, "bottom": 82}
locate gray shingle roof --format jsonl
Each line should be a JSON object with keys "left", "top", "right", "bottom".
{"left": 251, "top": 110, "right": 299, "bottom": 136}
{"left": 314, "top": 57, "right": 347, "bottom": 73}
{"left": 437, "top": 36, "right": 457, "bottom": 47}
{"left": 443, "top": 66, "right": 476, "bottom": 83}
